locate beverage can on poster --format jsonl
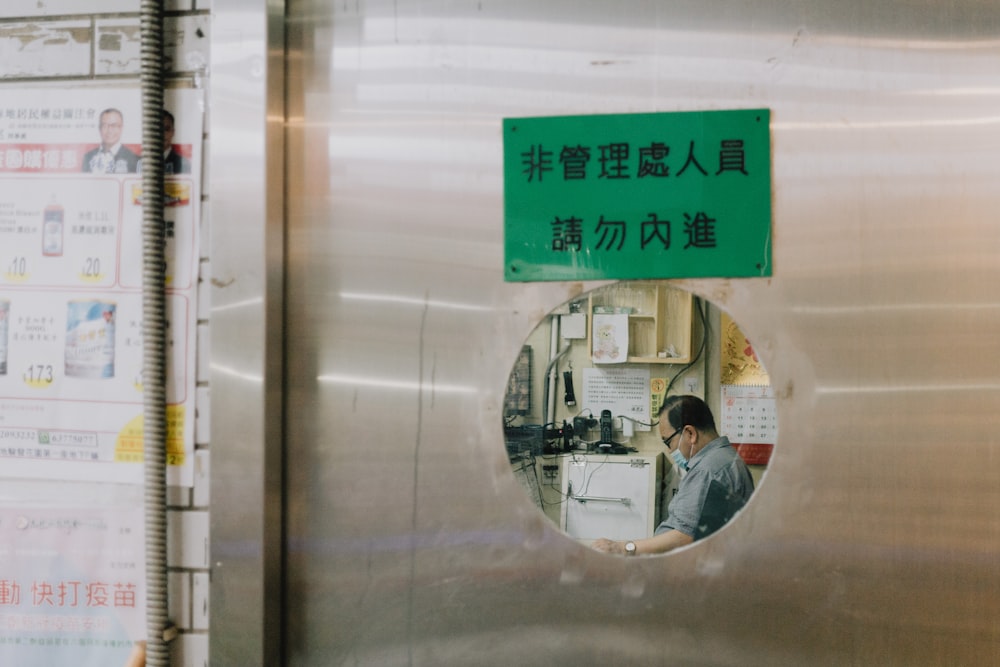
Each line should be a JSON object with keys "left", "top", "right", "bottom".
{"left": 0, "top": 299, "right": 9, "bottom": 375}
{"left": 164, "top": 181, "right": 191, "bottom": 206}
{"left": 65, "top": 300, "right": 116, "bottom": 379}
{"left": 130, "top": 182, "right": 191, "bottom": 206}
{"left": 42, "top": 201, "right": 64, "bottom": 257}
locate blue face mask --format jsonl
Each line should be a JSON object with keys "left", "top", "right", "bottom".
{"left": 670, "top": 448, "right": 689, "bottom": 471}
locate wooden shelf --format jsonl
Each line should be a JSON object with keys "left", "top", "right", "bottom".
{"left": 587, "top": 282, "right": 693, "bottom": 364}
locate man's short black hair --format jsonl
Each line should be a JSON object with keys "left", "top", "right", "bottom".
{"left": 659, "top": 394, "right": 716, "bottom": 432}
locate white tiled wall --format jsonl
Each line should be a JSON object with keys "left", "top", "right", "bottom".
{"left": 169, "top": 571, "right": 193, "bottom": 628}
{"left": 0, "top": 20, "right": 92, "bottom": 78}
{"left": 172, "top": 633, "right": 210, "bottom": 667}
{"left": 95, "top": 18, "right": 143, "bottom": 75}
{"left": 0, "top": 4, "right": 212, "bottom": 665}
{"left": 4, "top": 0, "right": 197, "bottom": 17}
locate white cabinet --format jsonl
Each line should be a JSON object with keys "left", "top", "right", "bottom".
{"left": 560, "top": 453, "right": 663, "bottom": 541}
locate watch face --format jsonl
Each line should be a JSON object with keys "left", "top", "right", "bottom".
{"left": 625, "top": 542, "right": 636, "bottom": 554}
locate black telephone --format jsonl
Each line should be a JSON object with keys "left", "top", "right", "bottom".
{"left": 599, "top": 409, "right": 613, "bottom": 447}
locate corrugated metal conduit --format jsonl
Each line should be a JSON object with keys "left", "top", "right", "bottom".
{"left": 140, "top": 0, "right": 169, "bottom": 665}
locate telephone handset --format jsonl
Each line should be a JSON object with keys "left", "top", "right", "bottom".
{"left": 599, "top": 409, "right": 613, "bottom": 447}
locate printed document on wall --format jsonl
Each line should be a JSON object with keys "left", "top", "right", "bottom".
{"left": 583, "top": 366, "right": 650, "bottom": 430}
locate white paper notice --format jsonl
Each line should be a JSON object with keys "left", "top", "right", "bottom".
{"left": 0, "top": 88, "right": 203, "bottom": 486}
{"left": 582, "top": 366, "right": 650, "bottom": 429}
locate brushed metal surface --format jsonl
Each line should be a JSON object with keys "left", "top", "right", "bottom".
{"left": 209, "top": 1, "right": 285, "bottom": 665}
{"left": 217, "top": 0, "right": 1000, "bottom": 664}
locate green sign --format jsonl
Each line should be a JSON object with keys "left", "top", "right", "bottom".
{"left": 503, "top": 108, "right": 772, "bottom": 282}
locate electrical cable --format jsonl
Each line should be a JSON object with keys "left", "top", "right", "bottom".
{"left": 571, "top": 452, "right": 611, "bottom": 499}
{"left": 666, "top": 295, "right": 709, "bottom": 394}
{"left": 654, "top": 296, "right": 710, "bottom": 426}
{"left": 541, "top": 342, "right": 571, "bottom": 427}
{"left": 619, "top": 414, "right": 659, "bottom": 429}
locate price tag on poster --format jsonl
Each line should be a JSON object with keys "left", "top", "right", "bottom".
{"left": 0, "top": 88, "right": 202, "bottom": 486}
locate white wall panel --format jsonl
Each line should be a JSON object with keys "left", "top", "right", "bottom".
{"left": 3, "top": 0, "right": 192, "bottom": 16}
{"left": 169, "top": 570, "right": 193, "bottom": 629}
{"left": 95, "top": 18, "right": 140, "bottom": 75}
{"left": 169, "top": 509, "right": 210, "bottom": 569}
{"left": 0, "top": 20, "right": 91, "bottom": 78}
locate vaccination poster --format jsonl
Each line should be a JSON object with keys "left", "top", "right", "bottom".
{"left": 0, "top": 504, "right": 145, "bottom": 666}
{"left": 0, "top": 88, "right": 202, "bottom": 486}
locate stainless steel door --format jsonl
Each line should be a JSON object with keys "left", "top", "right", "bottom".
{"left": 211, "top": 1, "right": 1000, "bottom": 664}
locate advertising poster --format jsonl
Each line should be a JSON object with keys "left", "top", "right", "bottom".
{"left": 0, "top": 88, "right": 202, "bottom": 486}
{"left": 0, "top": 504, "right": 145, "bottom": 667}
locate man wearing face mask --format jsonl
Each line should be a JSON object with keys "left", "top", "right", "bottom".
{"left": 592, "top": 394, "right": 754, "bottom": 556}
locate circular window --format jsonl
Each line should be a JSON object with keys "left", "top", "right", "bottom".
{"left": 504, "top": 282, "right": 772, "bottom": 556}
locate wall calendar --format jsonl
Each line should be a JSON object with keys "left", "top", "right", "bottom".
{"left": 721, "top": 384, "right": 776, "bottom": 465}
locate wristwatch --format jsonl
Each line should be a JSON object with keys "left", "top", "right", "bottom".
{"left": 624, "top": 541, "right": 637, "bottom": 556}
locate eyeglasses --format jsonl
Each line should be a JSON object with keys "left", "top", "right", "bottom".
{"left": 661, "top": 426, "right": 682, "bottom": 448}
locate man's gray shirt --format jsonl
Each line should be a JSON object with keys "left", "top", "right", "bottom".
{"left": 656, "top": 436, "right": 755, "bottom": 539}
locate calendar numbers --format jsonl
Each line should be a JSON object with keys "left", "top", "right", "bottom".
{"left": 721, "top": 385, "right": 777, "bottom": 444}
